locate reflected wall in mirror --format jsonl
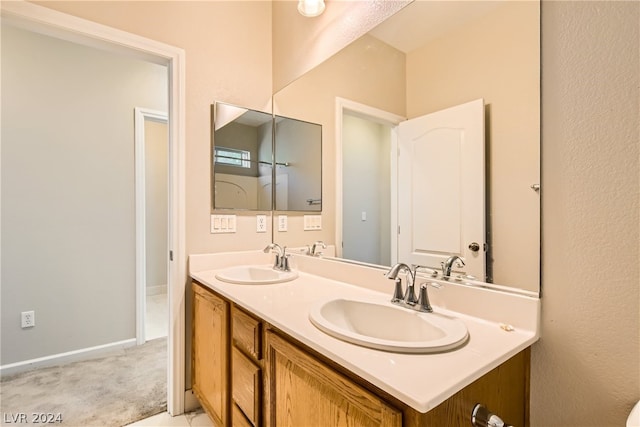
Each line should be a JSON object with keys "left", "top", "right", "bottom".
{"left": 212, "top": 102, "right": 273, "bottom": 210}
{"left": 274, "top": 116, "right": 322, "bottom": 211}
{"left": 273, "top": 1, "right": 540, "bottom": 294}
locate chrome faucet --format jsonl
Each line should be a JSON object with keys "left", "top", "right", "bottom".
{"left": 385, "top": 263, "right": 416, "bottom": 305}
{"left": 385, "top": 263, "right": 433, "bottom": 312}
{"left": 441, "top": 255, "right": 465, "bottom": 279}
{"left": 309, "top": 241, "right": 326, "bottom": 256}
{"left": 263, "top": 243, "right": 290, "bottom": 271}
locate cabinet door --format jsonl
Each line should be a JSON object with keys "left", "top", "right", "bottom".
{"left": 232, "top": 307, "right": 262, "bottom": 360}
{"left": 264, "top": 331, "right": 401, "bottom": 427}
{"left": 192, "top": 282, "right": 229, "bottom": 427}
{"left": 232, "top": 347, "right": 261, "bottom": 426}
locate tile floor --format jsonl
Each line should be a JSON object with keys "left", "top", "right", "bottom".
{"left": 146, "top": 292, "right": 168, "bottom": 340}
{"left": 126, "top": 409, "right": 212, "bottom": 426}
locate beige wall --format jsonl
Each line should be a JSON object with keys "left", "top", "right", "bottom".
{"left": 406, "top": 1, "right": 540, "bottom": 291}
{"left": 533, "top": 1, "right": 639, "bottom": 425}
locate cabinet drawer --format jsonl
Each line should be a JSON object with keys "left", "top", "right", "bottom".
{"left": 232, "top": 403, "right": 253, "bottom": 427}
{"left": 232, "top": 306, "right": 262, "bottom": 360}
{"left": 232, "top": 347, "right": 261, "bottom": 427}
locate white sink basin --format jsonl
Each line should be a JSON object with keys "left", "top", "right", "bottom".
{"left": 309, "top": 297, "right": 468, "bottom": 353}
{"left": 215, "top": 265, "right": 298, "bottom": 285}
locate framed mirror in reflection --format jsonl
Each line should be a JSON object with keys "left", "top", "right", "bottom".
{"left": 212, "top": 102, "right": 323, "bottom": 212}
{"left": 212, "top": 102, "right": 273, "bottom": 210}
{"left": 272, "top": 1, "right": 540, "bottom": 294}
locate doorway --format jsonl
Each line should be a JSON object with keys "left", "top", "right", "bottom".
{"left": 135, "top": 108, "right": 169, "bottom": 345}
{"left": 342, "top": 113, "right": 394, "bottom": 266}
{"left": 1, "top": 1, "right": 186, "bottom": 416}
{"left": 335, "top": 98, "right": 404, "bottom": 266}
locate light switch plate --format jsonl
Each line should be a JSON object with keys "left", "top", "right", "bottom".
{"left": 278, "top": 215, "right": 288, "bottom": 232}
{"left": 303, "top": 215, "right": 322, "bottom": 231}
{"left": 211, "top": 214, "right": 237, "bottom": 234}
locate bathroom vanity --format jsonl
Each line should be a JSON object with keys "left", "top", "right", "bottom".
{"left": 190, "top": 251, "right": 539, "bottom": 427}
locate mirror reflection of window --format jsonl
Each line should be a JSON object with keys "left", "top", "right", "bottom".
{"left": 214, "top": 147, "right": 251, "bottom": 169}
{"left": 212, "top": 102, "right": 323, "bottom": 212}
{"left": 213, "top": 103, "right": 273, "bottom": 211}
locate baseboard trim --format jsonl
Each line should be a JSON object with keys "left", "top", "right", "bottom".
{"left": 0, "top": 338, "right": 137, "bottom": 377}
{"left": 147, "top": 284, "right": 167, "bottom": 296}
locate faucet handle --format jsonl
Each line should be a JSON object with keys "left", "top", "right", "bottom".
{"left": 391, "top": 278, "right": 403, "bottom": 303}
{"left": 417, "top": 283, "right": 433, "bottom": 313}
{"left": 310, "top": 241, "right": 326, "bottom": 256}
{"left": 280, "top": 254, "right": 291, "bottom": 272}
{"left": 272, "top": 254, "right": 281, "bottom": 270}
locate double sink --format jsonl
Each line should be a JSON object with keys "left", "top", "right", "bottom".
{"left": 215, "top": 265, "right": 469, "bottom": 354}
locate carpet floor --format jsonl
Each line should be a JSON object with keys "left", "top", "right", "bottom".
{"left": 0, "top": 338, "right": 166, "bottom": 427}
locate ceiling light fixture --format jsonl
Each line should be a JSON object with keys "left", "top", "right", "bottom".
{"left": 298, "top": 0, "right": 325, "bottom": 17}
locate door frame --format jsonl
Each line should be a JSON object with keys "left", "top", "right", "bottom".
{"left": 1, "top": 1, "right": 187, "bottom": 415}
{"left": 134, "top": 108, "right": 169, "bottom": 346}
{"left": 334, "top": 97, "right": 405, "bottom": 262}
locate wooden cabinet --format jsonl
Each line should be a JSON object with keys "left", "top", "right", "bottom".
{"left": 192, "top": 282, "right": 230, "bottom": 427}
{"left": 191, "top": 280, "right": 529, "bottom": 427}
{"left": 232, "top": 347, "right": 261, "bottom": 425}
{"left": 231, "top": 307, "right": 263, "bottom": 427}
{"left": 403, "top": 349, "right": 530, "bottom": 427}
{"left": 232, "top": 404, "right": 254, "bottom": 427}
{"left": 232, "top": 307, "right": 262, "bottom": 360}
{"left": 264, "top": 330, "right": 402, "bottom": 427}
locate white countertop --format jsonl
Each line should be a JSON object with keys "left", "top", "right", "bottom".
{"left": 190, "top": 251, "right": 540, "bottom": 413}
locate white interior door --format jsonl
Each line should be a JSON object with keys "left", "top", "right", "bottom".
{"left": 398, "top": 99, "right": 485, "bottom": 279}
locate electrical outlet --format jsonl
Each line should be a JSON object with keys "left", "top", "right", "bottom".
{"left": 21, "top": 311, "right": 35, "bottom": 328}
{"left": 256, "top": 215, "right": 267, "bottom": 233}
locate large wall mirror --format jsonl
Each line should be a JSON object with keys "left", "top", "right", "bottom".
{"left": 273, "top": 1, "right": 540, "bottom": 294}
{"left": 212, "top": 102, "right": 322, "bottom": 212}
